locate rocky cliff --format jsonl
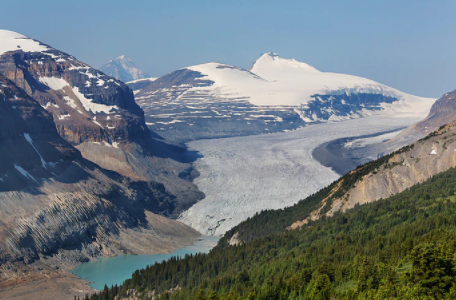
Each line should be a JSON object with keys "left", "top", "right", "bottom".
{"left": 0, "top": 75, "right": 200, "bottom": 280}
{"left": 341, "top": 88, "right": 456, "bottom": 173}
{"left": 0, "top": 30, "right": 203, "bottom": 213}
{"left": 292, "top": 119, "right": 456, "bottom": 227}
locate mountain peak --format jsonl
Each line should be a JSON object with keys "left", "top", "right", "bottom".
{"left": 264, "top": 51, "right": 279, "bottom": 58}
{"left": 249, "top": 52, "right": 319, "bottom": 80}
{"left": 0, "top": 29, "right": 51, "bottom": 56}
{"left": 0, "top": 29, "right": 26, "bottom": 39}
{"left": 100, "top": 55, "right": 150, "bottom": 82}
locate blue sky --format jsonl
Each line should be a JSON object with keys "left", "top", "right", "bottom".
{"left": 1, "top": 0, "right": 455, "bottom": 98}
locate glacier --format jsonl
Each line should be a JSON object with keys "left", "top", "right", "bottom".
{"left": 178, "top": 116, "right": 422, "bottom": 236}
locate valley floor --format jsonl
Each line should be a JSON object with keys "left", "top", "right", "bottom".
{"left": 179, "top": 116, "right": 422, "bottom": 236}
{"left": 0, "top": 270, "right": 95, "bottom": 300}
{"left": 0, "top": 231, "right": 200, "bottom": 299}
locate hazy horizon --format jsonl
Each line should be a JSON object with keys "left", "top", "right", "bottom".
{"left": 1, "top": 0, "right": 455, "bottom": 98}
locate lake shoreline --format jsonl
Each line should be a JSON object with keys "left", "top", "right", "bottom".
{"left": 71, "top": 236, "right": 220, "bottom": 291}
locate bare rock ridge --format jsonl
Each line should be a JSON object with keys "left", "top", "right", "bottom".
{"left": 292, "top": 118, "right": 456, "bottom": 228}
{"left": 346, "top": 88, "right": 456, "bottom": 171}
{"left": 387, "top": 89, "right": 456, "bottom": 147}
{"left": 0, "top": 75, "right": 200, "bottom": 280}
{"left": 100, "top": 55, "right": 150, "bottom": 83}
{"left": 0, "top": 30, "right": 203, "bottom": 213}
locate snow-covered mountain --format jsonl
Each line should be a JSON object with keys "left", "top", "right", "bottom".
{"left": 0, "top": 29, "right": 203, "bottom": 213}
{"left": 100, "top": 55, "right": 150, "bottom": 83}
{"left": 0, "top": 30, "right": 146, "bottom": 147}
{"left": 134, "top": 52, "right": 435, "bottom": 144}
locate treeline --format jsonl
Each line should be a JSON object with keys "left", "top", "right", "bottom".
{"left": 220, "top": 142, "right": 414, "bottom": 246}
{"left": 86, "top": 166, "right": 456, "bottom": 299}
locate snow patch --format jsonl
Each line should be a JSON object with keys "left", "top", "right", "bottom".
{"left": 39, "top": 77, "right": 69, "bottom": 90}
{"left": 24, "top": 133, "right": 47, "bottom": 168}
{"left": 14, "top": 164, "right": 38, "bottom": 183}
{"left": 63, "top": 96, "right": 77, "bottom": 109}
{"left": 126, "top": 77, "right": 158, "bottom": 84}
{"left": 72, "top": 86, "right": 118, "bottom": 114}
{"left": 96, "top": 79, "right": 105, "bottom": 86}
{"left": 58, "top": 114, "right": 71, "bottom": 120}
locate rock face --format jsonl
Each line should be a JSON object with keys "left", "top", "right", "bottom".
{"left": 389, "top": 89, "right": 456, "bottom": 145}
{"left": 100, "top": 55, "right": 150, "bottom": 83}
{"left": 296, "top": 119, "right": 456, "bottom": 226}
{"left": 347, "top": 88, "right": 456, "bottom": 167}
{"left": 133, "top": 52, "right": 434, "bottom": 145}
{"left": 0, "top": 32, "right": 146, "bottom": 147}
{"left": 0, "top": 76, "right": 200, "bottom": 276}
{"left": 0, "top": 74, "right": 79, "bottom": 190}
{"left": 0, "top": 30, "right": 203, "bottom": 213}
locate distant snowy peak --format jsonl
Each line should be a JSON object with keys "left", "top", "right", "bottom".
{"left": 249, "top": 52, "right": 319, "bottom": 80}
{"left": 100, "top": 55, "right": 150, "bottom": 83}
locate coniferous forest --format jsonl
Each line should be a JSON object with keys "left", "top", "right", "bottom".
{"left": 87, "top": 165, "right": 456, "bottom": 299}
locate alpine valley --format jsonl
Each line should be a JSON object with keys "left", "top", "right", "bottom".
{"left": 0, "top": 29, "right": 447, "bottom": 300}
{"left": 129, "top": 52, "right": 435, "bottom": 236}
{"left": 0, "top": 30, "right": 202, "bottom": 299}
{"left": 88, "top": 72, "right": 456, "bottom": 300}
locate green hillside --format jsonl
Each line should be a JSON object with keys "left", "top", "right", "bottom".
{"left": 87, "top": 162, "right": 456, "bottom": 300}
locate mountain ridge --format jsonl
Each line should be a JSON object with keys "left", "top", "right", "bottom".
{"left": 0, "top": 29, "right": 204, "bottom": 214}
{"left": 133, "top": 52, "right": 435, "bottom": 145}
{"left": 0, "top": 75, "right": 200, "bottom": 285}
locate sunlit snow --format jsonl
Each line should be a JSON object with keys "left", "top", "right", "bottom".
{"left": 0, "top": 30, "right": 52, "bottom": 56}
{"left": 185, "top": 53, "right": 434, "bottom": 118}
{"left": 24, "top": 133, "right": 47, "bottom": 168}
{"left": 39, "top": 77, "right": 69, "bottom": 90}
{"left": 72, "top": 87, "right": 118, "bottom": 114}
{"left": 14, "top": 164, "right": 38, "bottom": 183}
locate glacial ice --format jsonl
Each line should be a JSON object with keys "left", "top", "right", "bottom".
{"left": 179, "top": 116, "right": 423, "bottom": 236}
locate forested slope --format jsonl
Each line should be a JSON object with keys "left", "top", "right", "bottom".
{"left": 88, "top": 163, "right": 456, "bottom": 299}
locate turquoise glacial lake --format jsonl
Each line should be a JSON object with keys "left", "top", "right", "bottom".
{"left": 71, "top": 236, "right": 220, "bottom": 290}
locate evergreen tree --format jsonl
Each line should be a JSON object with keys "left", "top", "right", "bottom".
{"left": 309, "top": 274, "right": 331, "bottom": 300}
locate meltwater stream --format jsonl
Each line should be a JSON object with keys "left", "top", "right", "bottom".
{"left": 71, "top": 236, "right": 220, "bottom": 290}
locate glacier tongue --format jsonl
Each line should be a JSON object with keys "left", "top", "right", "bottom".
{"left": 178, "top": 116, "right": 422, "bottom": 236}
